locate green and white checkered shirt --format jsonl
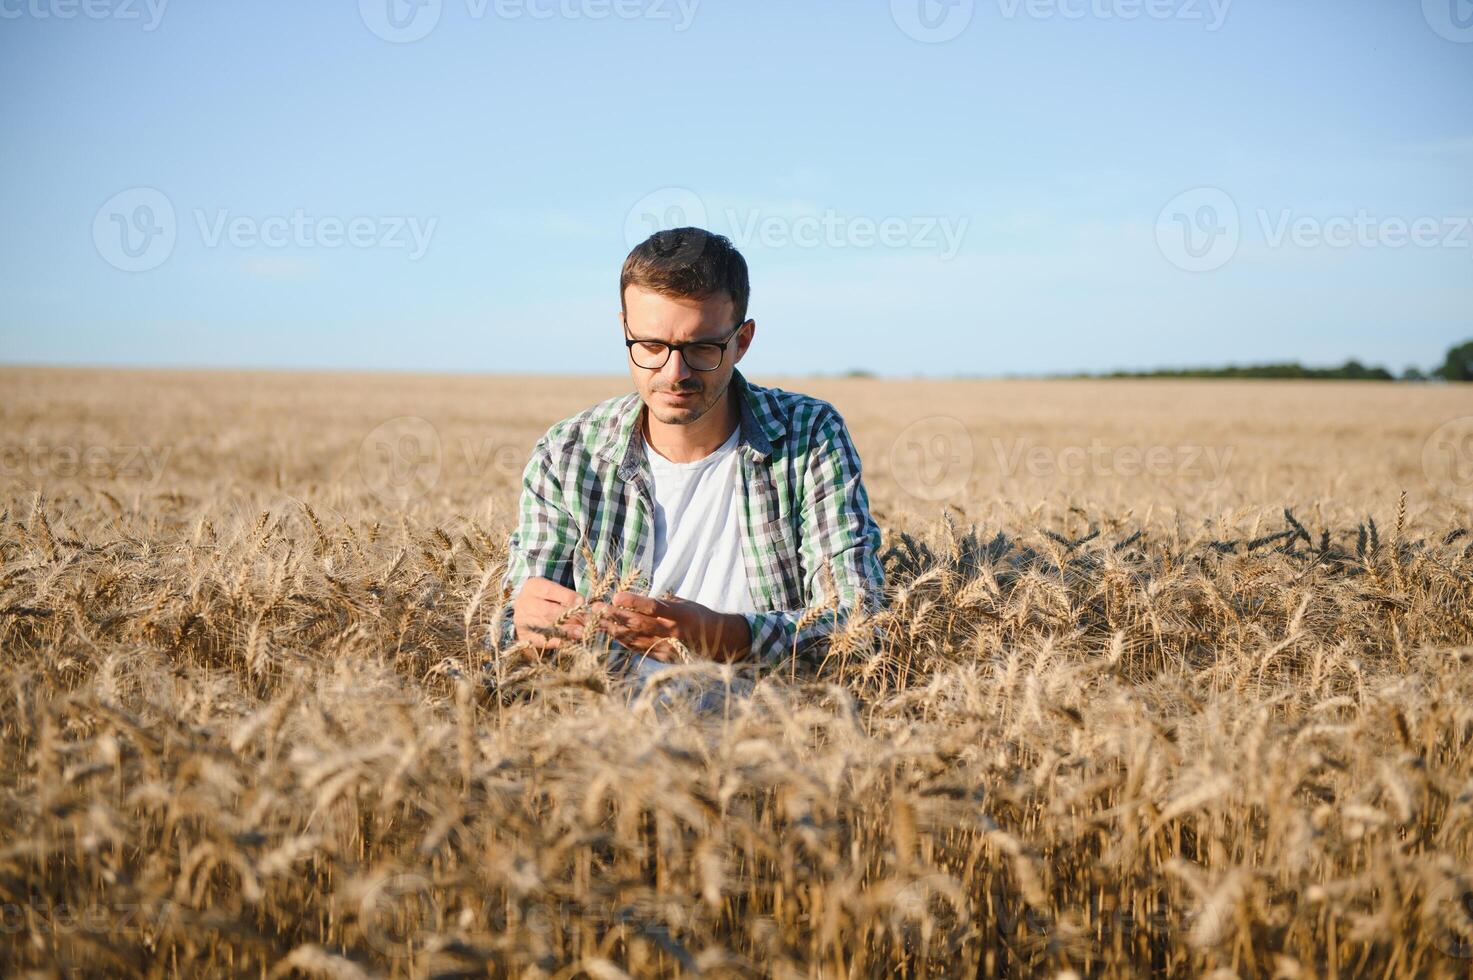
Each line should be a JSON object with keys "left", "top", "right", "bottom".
{"left": 497, "top": 367, "right": 886, "bottom": 667}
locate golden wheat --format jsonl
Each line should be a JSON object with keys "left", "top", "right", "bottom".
{"left": 0, "top": 366, "right": 1470, "bottom": 978}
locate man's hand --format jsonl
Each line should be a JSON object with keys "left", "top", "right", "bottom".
{"left": 590, "top": 591, "right": 751, "bottom": 663}
{"left": 512, "top": 576, "right": 589, "bottom": 651}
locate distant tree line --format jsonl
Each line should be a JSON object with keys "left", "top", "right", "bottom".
{"left": 1072, "top": 338, "right": 1472, "bottom": 382}
{"left": 835, "top": 340, "right": 1473, "bottom": 381}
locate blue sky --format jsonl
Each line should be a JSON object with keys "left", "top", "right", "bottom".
{"left": 1, "top": 0, "right": 1470, "bottom": 377}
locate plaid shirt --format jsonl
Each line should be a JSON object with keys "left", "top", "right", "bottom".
{"left": 496, "top": 367, "right": 886, "bottom": 668}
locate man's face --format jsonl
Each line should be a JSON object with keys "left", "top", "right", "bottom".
{"left": 622, "top": 284, "right": 753, "bottom": 426}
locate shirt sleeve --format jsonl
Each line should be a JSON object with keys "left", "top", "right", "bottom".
{"left": 495, "top": 435, "right": 579, "bottom": 649}
{"left": 740, "top": 408, "right": 887, "bottom": 669}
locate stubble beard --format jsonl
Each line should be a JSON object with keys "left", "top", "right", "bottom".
{"left": 645, "top": 374, "right": 730, "bottom": 427}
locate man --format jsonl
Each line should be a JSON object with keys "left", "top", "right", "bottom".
{"left": 497, "top": 227, "right": 885, "bottom": 674}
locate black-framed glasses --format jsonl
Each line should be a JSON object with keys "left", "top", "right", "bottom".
{"left": 623, "top": 318, "right": 748, "bottom": 372}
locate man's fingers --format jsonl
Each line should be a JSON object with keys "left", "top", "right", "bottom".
{"left": 609, "top": 591, "right": 665, "bottom": 617}
{"left": 514, "top": 579, "right": 589, "bottom": 647}
{"left": 519, "top": 599, "right": 589, "bottom": 648}
{"left": 592, "top": 602, "right": 675, "bottom": 634}
{"left": 594, "top": 618, "right": 646, "bottom": 645}
{"left": 594, "top": 617, "right": 673, "bottom": 655}
{"left": 517, "top": 588, "right": 686, "bottom": 655}
{"left": 524, "top": 599, "right": 585, "bottom": 627}
{"left": 525, "top": 577, "right": 583, "bottom": 605}
{"left": 593, "top": 599, "right": 667, "bottom": 626}
{"left": 516, "top": 623, "right": 561, "bottom": 649}
{"left": 599, "top": 600, "right": 723, "bottom": 649}
{"left": 627, "top": 637, "right": 678, "bottom": 661}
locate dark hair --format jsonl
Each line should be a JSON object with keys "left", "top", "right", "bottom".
{"left": 620, "top": 227, "right": 750, "bottom": 325}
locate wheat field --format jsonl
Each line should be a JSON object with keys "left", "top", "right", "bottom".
{"left": 1, "top": 366, "right": 1470, "bottom": 979}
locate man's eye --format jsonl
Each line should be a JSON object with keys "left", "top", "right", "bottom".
{"left": 637, "top": 342, "right": 668, "bottom": 356}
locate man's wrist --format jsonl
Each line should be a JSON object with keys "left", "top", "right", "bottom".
{"left": 719, "top": 612, "right": 752, "bottom": 662}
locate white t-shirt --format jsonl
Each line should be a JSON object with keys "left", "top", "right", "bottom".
{"left": 643, "top": 422, "right": 760, "bottom": 616}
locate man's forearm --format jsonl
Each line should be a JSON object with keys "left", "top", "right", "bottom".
{"left": 713, "top": 612, "right": 752, "bottom": 663}
{"left": 742, "top": 608, "right": 830, "bottom": 667}
{"left": 742, "top": 578, "right": 885, "bottom": 668}
{"left": 677, "top": 608, "right": 754, "bottom": 663}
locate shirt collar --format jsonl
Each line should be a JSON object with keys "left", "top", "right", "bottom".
{"left": 595, "top": 367, "right": 785, "bottom": 481}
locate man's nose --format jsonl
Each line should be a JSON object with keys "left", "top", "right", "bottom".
{"left": 662, "top": 349, "right": 693, "bottom": 383}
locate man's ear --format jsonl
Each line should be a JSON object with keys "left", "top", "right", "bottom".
{"left": 733, "top": 319, "right": 755, "bottom": 362}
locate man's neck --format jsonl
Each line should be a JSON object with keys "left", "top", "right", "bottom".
{"left": 642, "top": 384, "right": 740, "bottom": 464}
